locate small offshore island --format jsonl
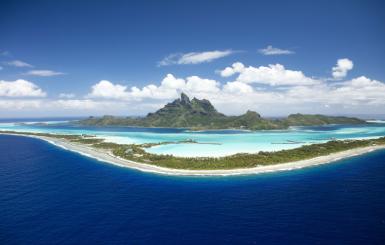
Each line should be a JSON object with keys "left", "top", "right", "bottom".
{"left": 2, "top": 94, "right": 385, "bottom": 176}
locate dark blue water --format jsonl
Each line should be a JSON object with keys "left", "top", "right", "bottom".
{"left": 1, "top": 135, "right": 385, "bottom": 244}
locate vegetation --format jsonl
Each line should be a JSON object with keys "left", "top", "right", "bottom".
{"left": 77, "top": 93, "right": 366, "bottom": 130}
{"left": 110, "top": 137, "right": 385, "bottom": 169}
{"left": 70, "top": 138, "right": 104, "bottom": 144}
{"left": 285, "top": 113, "right": 364, "bottom": 126}
{"left": 2, "top": 130, "right": 384, "bottom": 170}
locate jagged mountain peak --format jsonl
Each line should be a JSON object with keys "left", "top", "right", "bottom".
{"left": 150, "top": 93, "right": 221, "bottom": 117}
{"left": 180, "top": 92, "right": 190, "bottom": 105}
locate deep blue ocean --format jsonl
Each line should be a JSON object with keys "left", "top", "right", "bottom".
{"left": 1, "top": 135, "right": 385, "bottom": 244}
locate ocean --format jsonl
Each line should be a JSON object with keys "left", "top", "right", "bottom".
{"left": 1, "top": 134, "right": 385, "bottom": 244}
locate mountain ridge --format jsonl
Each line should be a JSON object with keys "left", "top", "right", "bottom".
{"left": 78, "top": 93, "right": 366, "bottom": 130}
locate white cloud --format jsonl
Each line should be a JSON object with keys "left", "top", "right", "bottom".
{"left": 161, "top": 74, "right": 186, "bottom": 89}
{"left": 24, "top": 70, "right": 64, "bottom": 77}
{"left": 0, "top": 98, "right": 166, "bottom": 118}
{"left": 0, "top": 99, "right": 124, "bottom": 112}
{"left": 4, "top": 61, "right": 384, "bottom": 117}
{"left": 212, "top": 76, "right": 385, "bottom": 115}
{"left": 332, "top": 58, "right": 353, "bottom": 79}
{"left": 0, "top": 79, "right": 46, "bottom": 97}
{"left": 130, "top": 74, "right": 187, "bottom": 99}
{"left": 185, "top": 76, "right": 220, "bottom": 93}
{"left": 129, "top": 74, "right": 220, "bottom": 100}
{"left": 84, "top": 67, "right": 385, "bottom": 116}
{"left": 223, "top": 81, "right": 253, "bottom": 94}
{"left": 219, "top": 62, "right": 245, "bottom": 77}
{"left": 131, "top": 84, "right": 179, "bottom": 100}
{"left": 220, "top": 62, "right": 319, "bottom": 86}
{"left": 159, "top": 50, "right": 234, "bottom": 66}
{"left": 282, "top": 76, "right": 385, "bottom": 106}
{"left": 85, "top": 74, "right": 220, "bottom": 101}
{"left": 59, "top": 93, "right": 75, "bottom": 99}
{"left": 87, "top": 80, "right": 130, "bottom": 99}
{"left": 6, "top": 60, "right": 33, "bottom": 68}
{"left": 258, "top": 45, "right": 294, "bottom": 55}
{"left": 330, "top": 76, "right": 385, "bottom": 105}
{"left": 141, "top": 70, "right": 385, "bottom": 115}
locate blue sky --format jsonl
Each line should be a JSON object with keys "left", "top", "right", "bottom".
{"left": 0, "top": 0, "right": 385, "bottom": 117}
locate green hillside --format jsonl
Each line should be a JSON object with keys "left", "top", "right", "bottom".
{"left": 78, "top": 93, "right": 367, "bottom": 130}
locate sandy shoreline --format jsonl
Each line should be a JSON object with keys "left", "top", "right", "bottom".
{"left": 2, "top": 132, "right": 385, "bottom": 176}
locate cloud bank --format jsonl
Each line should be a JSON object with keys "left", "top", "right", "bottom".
{"left": 1, "top": 58, "right": 385, "bottom": 117}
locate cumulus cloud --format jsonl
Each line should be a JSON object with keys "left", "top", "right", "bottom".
{"left": 330, "top": 76, "right": 385, "bottom": 105}
{"left": 144, "top": 66, "right": 385, "bottom": 115}
{"left": 6, "top": 60, "right": 33, "bottom": 68}
{"left": 0, "top": 79, "right": 46, "bottom": 97}
{"left": 131, "top": 76, "right": 169, "bottom": 99}
{"left": 185, "top": 76, "right": 220, "bottom": 93}
{"left": 24, "top": 70, "right": 64, "bottom": 77}
{"left": 84, "top": 64, "right": 385, "bottom": 116}
{"left": 159, "top": 50, "right": 234, "bottom": 66}
{"left": 130, "top": 84, "right": 179, "bottom": 100}
{"left": 87, "top": 80, "right": 130, "bottom": 99}
{"left": 219, "top": 62, "right": 245, "bottom": 77}
{"left": 281, "top": 76, "right": 385, "bottom": 107}
{"left": 332, "top": 58, "right": 353, "bottom": 79}
{"left": 130, "top": 74, "right": 220, "bottom": 99}
{"left": 130, "top": 74, "right": 181, "bottom": 99}
{"left": 161, "top": 74, "right": 186, "bottom": 90}
{"left": 223, "top": 81, "right": 253, "bottom": 94}
{"left": 86, "top": 73, "right": 222, "bottom": 102}
{"left": 220, "top": 62, "right": 319, "bottom": 86}
{"left": 258, "top": 45, "right": 294, "bottom": 55}
{"left": 212, "top": 76, "right": 385, "bottom": 115}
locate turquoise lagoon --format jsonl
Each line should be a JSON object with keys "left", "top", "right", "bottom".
{"left": 1, "top": 119, "right": 385, "bottom": 157}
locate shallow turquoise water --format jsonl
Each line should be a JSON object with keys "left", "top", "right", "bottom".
{"left": 1, "top": 120, "right": 385, "bottom": 157}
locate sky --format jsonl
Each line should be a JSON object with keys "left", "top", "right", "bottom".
{"left": 0, "top": 0, "right": 385, "bottom": 118}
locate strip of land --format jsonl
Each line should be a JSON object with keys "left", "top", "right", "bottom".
{"left": 1, "top": 131, "right": 385, "bottom": 176}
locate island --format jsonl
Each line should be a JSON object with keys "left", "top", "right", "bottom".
{"left": 1, "top": 130, "right": 384, "bottom": 176}
{"left": 77, "top": 93, "right": 366, "bottom": 130}
{"left": 1, "top": 93, "right": 380, "bottom": 175}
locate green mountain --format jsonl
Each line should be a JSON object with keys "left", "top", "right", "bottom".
{"left": 78, "top": 93, "right": 366, "bottom": 130}
{"left": 285, "top": 113, "right": 365, "bottom": 126}
{"left": 143, "top": 93, "right": 226, "bottom": 128}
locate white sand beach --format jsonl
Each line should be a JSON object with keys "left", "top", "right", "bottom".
{"left": 2, "top": 133, "right": 385, "bottom": 176}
